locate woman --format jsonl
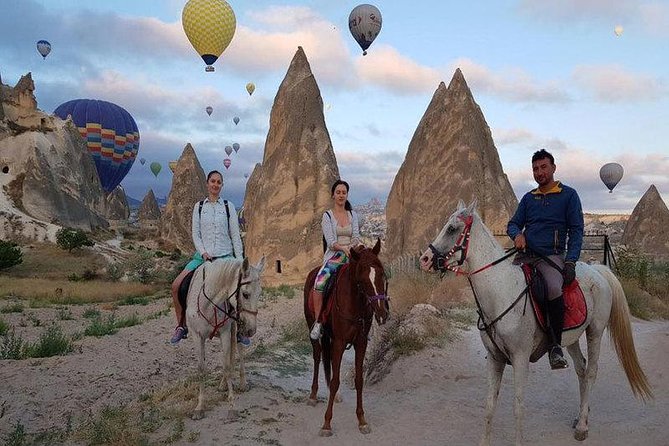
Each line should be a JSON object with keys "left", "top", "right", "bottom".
{"left": 310, "top": 180, "right": 361, "bottom": 340}
{"left": 169, "top": 170, "right": 244, "bottom": 345}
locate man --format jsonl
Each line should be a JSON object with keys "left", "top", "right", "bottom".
{"left": 507, "top": 149, "right": 584, "bottom": 369}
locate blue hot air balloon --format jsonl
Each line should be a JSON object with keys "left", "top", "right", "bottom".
{"left": 54, "top": 99, "right": 140, "bottom": 193}
{"left": 36, "top": 40, "right": 51, "bottom": 59}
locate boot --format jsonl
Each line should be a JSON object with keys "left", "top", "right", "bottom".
{"left": 547, "top": 295, "right": 568, "bottom": 370}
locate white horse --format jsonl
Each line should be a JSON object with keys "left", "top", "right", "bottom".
{"left": 185, "top": 256, "right": 265, "bottom": 420}
{"left": 420, "top": 200, "right": 652, "bottom": 445}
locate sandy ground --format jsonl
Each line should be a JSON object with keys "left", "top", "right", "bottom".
{"left": 1, "top": 294, "right": 667, "bottom": 446}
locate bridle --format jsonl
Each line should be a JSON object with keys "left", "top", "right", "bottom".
{"left": 428, "top": 214, "right": 474, "bottom": 275}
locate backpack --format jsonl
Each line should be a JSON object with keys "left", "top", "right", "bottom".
{"left": 198, "top": 200, "right": 235, "bottom": 257}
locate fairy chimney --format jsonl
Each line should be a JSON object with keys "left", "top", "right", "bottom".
{"left": 385, "top": 69, "right": 518, "bottom": 259}
{"left": 105, "top": 185, "right": 130, "bottom": 222}
{"left": 243, "top": 47, "right": 339, "bottom": 285}
{"left": 139, "top": 188, "right": 161, "bottom": 230}
{"left": 622, "top": 185, "right": 669, "bottom": 260}
{"left": 160, "top": 144, "right": 207, "bottom": 252}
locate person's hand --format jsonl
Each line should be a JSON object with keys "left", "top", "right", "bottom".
{"left": 342, "top": 246, "right": 351, "bottom": 258}
{"left": 202, "top": 252, "right": 213, "bottom": 261}
{"left": 563, "top": 261, "right": 576, "bottom": 286}
{"left": 514, "top": 234, "right": 527, "bottom": 251}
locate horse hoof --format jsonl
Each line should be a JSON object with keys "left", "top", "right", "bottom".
{"left": 307, "top": 398, "right": 318, "bottom": 407}
{"left": 574, "top": 429, "right": 588, "bottom": 441}
{"left": 359, "top": 424, "right": 371, "bottom": 434}
{"left": 572, "top": 418, "right": 578, "bottom": 428}
{"left": 319, "top": 429, "right": 333, "bottom": 437}
{"left": 191, "top": 410, "right": 204, "bottom": 420}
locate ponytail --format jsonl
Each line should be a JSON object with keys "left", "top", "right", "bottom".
{"left": 345, "top": 200, "right": 352, "bottom": 211}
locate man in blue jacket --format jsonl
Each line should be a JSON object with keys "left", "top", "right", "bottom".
{"left": 507, "top": 149, "right": 584, "bottom": 369}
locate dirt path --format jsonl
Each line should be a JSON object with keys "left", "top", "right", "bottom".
{"left": 1, "top": 294, "right": 667, "bottom": 445}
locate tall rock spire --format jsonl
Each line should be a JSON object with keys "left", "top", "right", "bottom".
{"left": 243, "top": 46, "right": 339, "bottom": 285}
{"left": 622, "top": 185, "right": 669, "bottom": 260}
{"left": 385, "top": 69, "right": 518, "bottom": 259}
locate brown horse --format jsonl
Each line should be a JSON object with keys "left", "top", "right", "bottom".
{"left": 303, "top": 239, "right": 390, "bottom": 436}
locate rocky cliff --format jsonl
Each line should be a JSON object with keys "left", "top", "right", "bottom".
{"left": 622, "top": 185, "right": 669, "bottom": 260}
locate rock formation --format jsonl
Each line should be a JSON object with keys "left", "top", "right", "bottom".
{"left": 622, "top": 185, "right": 669, "bottom": 260}
{"left": 160, "top": 143, "right": 207, "bottom": 252}
{"left": 243, "top": 47, "right": 340, "bottom": 285}
{"left": 385, "top": 69, "right": 518, "bottom": 259}
{"left": 105, "top": 186, "right": 130, "bottom": 222}
{"left": 139, "top": 188, "right": 161, "bottom": 231}
{"left": 0, "top": 73, "right": 108, "bottom": 241}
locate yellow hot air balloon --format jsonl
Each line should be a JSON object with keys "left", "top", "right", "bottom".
{"left": 246, "top": 82, "right": 255, "bottom": 96}
{"left": 614, "top": 25, "right": 624, "bottom": 37}
{"left": 169, "top": 161, "right": 178, "bottom": 173}
{"left": 182, "top": 0, "right": 236, "bottom": 72}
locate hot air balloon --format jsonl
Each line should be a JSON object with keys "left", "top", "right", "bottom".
{"left": 140, "top": 158, "right": 146, "bottom": 165}
{"left": 150, "top": 162, "right": 162, "bottom": 177}
{"left": 169, "top": 161, "right": 178, "bottom": 173}
{"left": 182, "top": 0, "right": 236, "bottom": 72}
{"left": 232, "top": 143, "right": 240, "bottom": 153}
{"left": 349, "top": 4, "right": 382, "bottom": 56}
{"left": 54, "top": 99, "right": 140, "bottom": 193}
{"left": 206, "top": 106, "right": 213, "bottom": 116}
{"left": 233, "top": 116, "right": 240, "bottom": 125}
{"left": 36, "top": 40, "right": 51, "bottom": 59}
{"left": 225, "top": 146, "right": 233, "bottom": 156}
{"left": 246, "top": 82, "right": 255, "bottom": 96}
{"left": 614, "top": 25, "right": 624, "bottom": 37}
{"left": 599, "top": 163, "right": 624, "bottom": 193}
{"left": 244, "top": 172, "right": 249, "bottom": 179}
{"left": 223, "top": 158, "right": 231, "bottom": 169}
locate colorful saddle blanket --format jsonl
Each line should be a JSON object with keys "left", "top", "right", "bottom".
{"left": 521, "top": 264, "right": 587, "bottom": 331}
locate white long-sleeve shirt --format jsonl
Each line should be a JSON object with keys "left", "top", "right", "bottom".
{"left": 191, "top": 198, "right": 243, "bottom": 259}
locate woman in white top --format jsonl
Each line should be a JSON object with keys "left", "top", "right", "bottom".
{"left": 310, "top": 180, "right": 361, "bottom": 340}
{"left": 169, "top": 170, "right": 243, "bottom": 344}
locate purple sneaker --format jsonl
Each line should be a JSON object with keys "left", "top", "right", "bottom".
{"left": 237, "top": 333, "right": 251, "bottom": 346}
{"left": 170, "top": 326, "right": 186, "bottom": 345}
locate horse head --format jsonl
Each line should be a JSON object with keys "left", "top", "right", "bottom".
{"left": 236, "top": 256, "right": 266, "bottom": 337}
{"left": 350, "top": 238, "right": 390, "bottom": 325}
{"left": 420, "top": 199, "right": 478, "bottom": 274}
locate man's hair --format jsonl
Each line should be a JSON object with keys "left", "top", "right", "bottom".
{"left": 531, "top": 149, "right": 554, "bottom": 165}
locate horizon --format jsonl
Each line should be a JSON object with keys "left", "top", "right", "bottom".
{"left": 1, "top": 0, "right": 667, "bottom": 214}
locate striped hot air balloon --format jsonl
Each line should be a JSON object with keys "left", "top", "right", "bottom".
{"left": 54, "top": 99, "right": 139, "bottom": 193}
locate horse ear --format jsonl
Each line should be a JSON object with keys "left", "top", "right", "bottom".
{"left": 372, "top": 238, "right": 381, "bottom": 255}
{"left": 467, "top": 198, "right": 478, "bottom": 215}
{"left": 256, "top": 255, "right": 266, "bottom": 273}
{"left": 457, "top": 199, "right": 465, "bottom": 211}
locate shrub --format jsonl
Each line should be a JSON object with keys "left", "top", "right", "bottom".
{"left": 82, "top": 308, "right": 101, "bottom": 319}
{"left": 84, "top": 315, "right": 118, "bottom": 337}
{"left": 1, "top": 303, "right": 24, "bottom": 313}
{"left": 106, "top": 262, "right": 124, "bottom": 282}
{"left": 4, "top": 422, "right": 26, "bottom": 446}
{"left": 56, "top": 228, "right": 94, "bottom": 253}
{"left": 0, "top": 317, "right": 9, "bottom": 336}
{"left": 1, "top": 329, "right": 25, "bottom": 359}
{"left": 125, "top": 248, "right": 155, "bottom": 284}
{"left": 0, "top": 240, "right": 23, "bottom": 270}
{"left": 25, "top": 324, "right": 73, "bottom": 358}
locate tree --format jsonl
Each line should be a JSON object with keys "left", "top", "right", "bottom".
{"left": 0, "top": 240, "right": 23, "bottom": 270}
{"left": 56, "top": 228, "right": 94, "bottom": 253}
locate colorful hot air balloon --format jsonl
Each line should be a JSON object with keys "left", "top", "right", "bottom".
{"left": 225, "top": 146, "right": 233, "bottom": 156}
{"left": 182, "top": 0, "right": 236, "bottom": 72}
{"left": 169, "top": 161, "right": 178, "bottom": 173}
{"left": 53, "top": 99, "right": 140, "bottom": 193}
{"left": 599, "top": 163, "right": 624, "bottom": 193}
{"left": 150, "top": 162, "right": 162, "bottom": 177}
{"left": 206, "top": 106, "right": 213, "bottom": 116}
{"left": 349, "top": 4, "right": 382, "bottom": 56}
{"left": 244, "top": 172, "right": 249, "bottom": 179}
{"left": 246, "top": 82, "right": 255, "bottom": 96}
{"left": 36, "top": 40, "right": 51, "bottom": 59}
{"left": 232, "top": 143, "right": 240, "bottom": 153}
{"left": 614, "top": 25, "right": 624, "bottom": 37}
{"left": 223, "top": 158, "right": 231, "bottom": 169}
{"left": 140, "top": 158, "right": 146, "bottom": 165}
{"left": 233, "top": 116, "right": 240, "bottom": 125}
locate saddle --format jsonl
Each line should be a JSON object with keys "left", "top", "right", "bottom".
{"left": 521, "top": 264, "right": 587, "bottom": 332}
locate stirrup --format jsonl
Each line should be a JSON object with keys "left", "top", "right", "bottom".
{"left": 549, "top": 346, "right": 568, "bottom": 370}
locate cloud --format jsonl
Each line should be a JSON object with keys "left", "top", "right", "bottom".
{"left": 452, "top": 58, "right": 570, "bottom": 103}
{"left": 493, "top": 128, "right": 537, "bottom": 145}
{"left": 518, "top": 0, "right": 637, "bottom": 21}
{"left": 573, "top": 64, "right": 667, "bottom": 102}
{"left": 638, "top": 2, "right": 669, "bottom": 36}
{"left": 335, "top": 150, "right": 405, "bottom": 203}
{"left": 354, "top": 45, "right": 441, "bottom": 94}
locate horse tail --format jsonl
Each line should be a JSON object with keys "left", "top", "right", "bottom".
{"left": 593, "top": 265, "right": 653, "bottom": 401}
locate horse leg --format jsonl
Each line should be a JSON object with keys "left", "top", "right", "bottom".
{"left": 219, "top": 328, "right": 235, "bottom": 404}
{"left": 320, "top": 340, "right": 345, "bottom": 436}
{"left": 354, "top": 340, "right": 371, "bottom": 434}
{"left": 235, "top": 324, "right": 248, "bottom": 392}
{"left": 321, "top": 335, "right": 340, "bottom": 403}
{"left": 511, "top": 356, "right": 530, "bottom": 446}
{"left": 192, "top": 335, "right": 206, "bottom": 420}
{"left": 480, "top": 356, "right": 505, "bottom": 446}
{"left": 573, "top": 328, "right": 604, "bottom": 441}
{"left": 566, "top": 341, "right": 587, "bottom": 431}
{"left": 308, "top": 339, "right": 321, "bottom": 406}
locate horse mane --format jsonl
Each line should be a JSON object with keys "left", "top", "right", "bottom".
{"left": 203, "top": 258, "right": 243, "bottom": 297}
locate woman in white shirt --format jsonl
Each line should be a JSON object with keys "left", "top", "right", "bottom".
{"left": 169, "top": 170, "right": 243, "bottom": 344}
{"left": 309, "top": 180, "right": 361, "bottom": 340}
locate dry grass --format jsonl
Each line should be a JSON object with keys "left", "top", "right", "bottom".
{"left": 0, "top": 277, "right": 163, "bottom": 304}
{"left": 621, "top": 279, "right": 669, "bottom": 320}
{"left": 5, "top": 242, "right": 108, "bottom": 279}
{"left": 389, "top": 269, "right": 473, "bottom": 315}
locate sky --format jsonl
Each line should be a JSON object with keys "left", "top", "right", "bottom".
{"left": 0, "top": 0, "right": 667, "bottom": 213}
